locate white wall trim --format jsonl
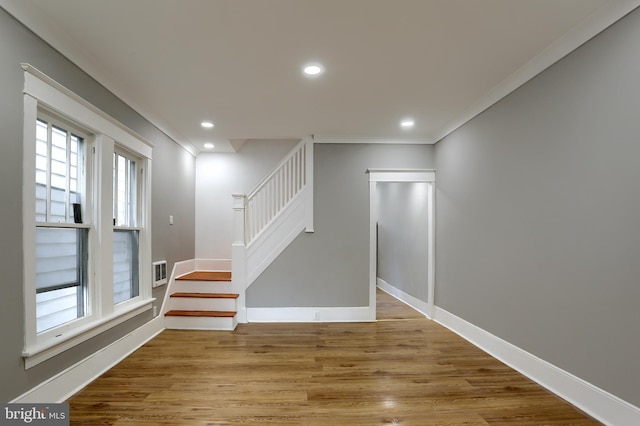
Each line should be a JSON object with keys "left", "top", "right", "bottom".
{"left": 22, "top": 64, "right": 155, "bottom": 368}
{"left": 313, "top": 134, "right": 434, "bottom": 145}
{"left": 23, "top": 300, "right": 153, "bottom": 369}
{"left": 245, "top": 190, "right": 307, "bottom": 285}
{"left": 376, "top": 279, "right": 429, "bottom": 318}
{"left": 247, "top": 306, "right": 373, "bottom": 323}
{"left": 194, "top": 258, "right": 232, "bottom": 271}
{"left": 22, "top": 64, "right": 154, "bottom": 158}
{"left": 159, "top": 259, "right": 192, "bottom": 317}
{"left": 433, "top": 306, "right": 640, "bottom": 426}
{"left": 368, "top": 170, "right": 436, "bottom": 321}
{"left": 12, "top": 316, "right": 163, "bottom": 403}
{"left": 368, "top": 169, "right": 436, "bottom": 183}
{"left": 304, "top": 137, "right": 314, "bottom": 233}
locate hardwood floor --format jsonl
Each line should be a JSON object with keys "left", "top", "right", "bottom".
{"left": 376, "top": 288, "right": 425, "bottom": 321}
{"left": 68, "top": 290, "right": 599, "bottom": 425}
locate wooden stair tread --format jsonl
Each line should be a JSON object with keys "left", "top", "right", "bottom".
{"left": 170, "top": 292, "right": 239, "bottom": 299}
{"left": 165, "top": 310, "right": 236, "bottom": 318}
{"left": 177, "top": 271, "right": 231, "bottom": 282}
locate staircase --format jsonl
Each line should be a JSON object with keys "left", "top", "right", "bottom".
{"left": 164, "top": 271, "right": 239, "bottom": 330}
{"left": 162, "top": 137, "right": 314, "bottom": 330}
{"left": 232, "top": 137, "right": 314, "bottom": 301}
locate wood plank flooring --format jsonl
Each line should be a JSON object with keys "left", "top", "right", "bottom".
{"left": 376, "top": 288, "right": 425, "bottom": 321}
{"left": 68, "top": 289, "right": 600, "bottom": 425}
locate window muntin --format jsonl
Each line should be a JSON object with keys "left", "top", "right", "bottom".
{"left": 35, "top": 117, "right": 84, "bottom": 224}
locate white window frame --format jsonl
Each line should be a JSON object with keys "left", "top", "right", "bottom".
{"left": 22, "top": 64, "right": 154, "bottom": 369}
{"left": 34, "top": 111, "right": 92, "bottom": 335}
{"left": 113, "top": 147, "right": 143, "bottom": 305}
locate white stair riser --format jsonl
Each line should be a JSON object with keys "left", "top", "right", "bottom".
{"left": 165, "top": 315, "right": 237, "bottom": 331}
{"left": 173, "top": 281, "right": 233, "bottom": 293}
{"left": 169, "top": 297, "right": 237, "bottom": 311}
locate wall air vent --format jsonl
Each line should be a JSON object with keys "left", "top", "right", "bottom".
{"left": 152, "top": 260, "right": 167, "bottom": 287}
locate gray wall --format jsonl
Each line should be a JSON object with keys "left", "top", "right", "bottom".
{"left": 435, "top": 7, "right": 640, "bottom": 406}
{"left": 247, "top": 144, "right": 434, "bottom": 307}
{"left": 377, "top": 182, "right": 429, "bottom": 301}
{"left": 196, "top": 139, "right": 299, "bottom": 260}
{"left": 0, "top": 8, "right": 195, "bottom": 401}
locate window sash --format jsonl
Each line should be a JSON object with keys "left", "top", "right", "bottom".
{"left": 35, "top": 227, "right": 88, "bottom": 333}
{"left": 34, "top": 114, "right": 90, "bottom": 335}
{"left": 113, "top": 152, "right": 137, "bottom": 227}
{"left": 35, "top": 116, "right": 85, "bottom": 224}
{"left": 23, "top": 64, "right": 154, "bottom": 368}
{"left": 113, "top": 229, "right": 140, "bottom": 305}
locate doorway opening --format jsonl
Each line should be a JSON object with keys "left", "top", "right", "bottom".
{"left": 367, "top": 169, "right": 435, "bottom": 320}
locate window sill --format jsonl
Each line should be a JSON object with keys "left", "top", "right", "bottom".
{"left": 23, "top": 298, "right": 155, "bottom": 369}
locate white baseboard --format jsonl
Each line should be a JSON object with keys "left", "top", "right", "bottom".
{"left": 433, "top": 306, "right": 640, "bottom": 426}
{"left": 376, "top": 278, "right": 429, "bottom": 317}
{"left": 12, "top": 316, "right": 164, "bottom": 403}
{"left": 247, "top": 306, "right": 372, "bottom": 323}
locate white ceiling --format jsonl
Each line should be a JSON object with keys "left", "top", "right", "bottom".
{"left": 2, "top": 0, "right": 638, "bottom": 154}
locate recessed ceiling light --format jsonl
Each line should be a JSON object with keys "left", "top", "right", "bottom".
{"left": 201, "top": 121, "right": 214, "bottom": 128}
{"left": 203, "top": 143, "right": 215, "bottom": 149}
{"left": 303, "top": 63, "right": 324, "bottom": 77}
{"left": 400, "top": 119, "right": 415, "bottom": 128}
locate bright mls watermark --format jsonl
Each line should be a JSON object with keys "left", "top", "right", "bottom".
{"left": 1, "top": 404, "right": 68, "bottom": 425}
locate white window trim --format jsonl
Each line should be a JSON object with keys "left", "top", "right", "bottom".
{"left": 22, "top": 63, "right": 154, "bottom": 369}
{"left": 113, "top": 146, "right": 144, "bottom": 306}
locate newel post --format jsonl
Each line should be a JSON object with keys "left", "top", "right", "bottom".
{"left": 304, "top": 136, "right": 314, "bottom": 233}
{"left": 231, "top": 194, "right": 247, "bottom": 323}
{"left": 232, "top": 194, "right": 247, "bottom": 246}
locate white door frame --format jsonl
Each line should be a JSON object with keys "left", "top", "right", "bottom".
{"left": 367, "top": 169, "right": 436, "bottom": 319}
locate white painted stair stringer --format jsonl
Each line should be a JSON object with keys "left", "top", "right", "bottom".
{"left": 246, "top": 188, "right": 307, "bottom": 285}
{"left": 160, "top": 259, "right": 238, "bottom": 331}
{"left": 159, "top": 259, "right": 194, "bottom": 318}
{"left": 232, "top": 137, "right": 314, "bottom": 323}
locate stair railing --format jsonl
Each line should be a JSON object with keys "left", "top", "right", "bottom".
{"left": 232, "top": 137, "right": 313, "bottom": 303}
{"left": 243, "top": 137, "right": 313, "bottom": 245}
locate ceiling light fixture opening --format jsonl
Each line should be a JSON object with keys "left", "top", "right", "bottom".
{"left": 201, "top": 121, "right": 214, "bottom": 128}
{"left": 303, "top": 63, "right": 324, "bottom": 77}
{"left": 203, "top": 143, "right": 215, "bottom": 149}
{"left": 400, "top": 119, "right": 415, "bottom": 128}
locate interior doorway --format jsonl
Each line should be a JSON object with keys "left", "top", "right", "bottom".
{"left": 367, "top": 170, "right": 435, "bottom": 320}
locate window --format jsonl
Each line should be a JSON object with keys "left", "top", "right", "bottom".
{"left": 35, "top": 118, "right": 84, "bottom": 223}
{"left": 34, "top": 115, "right": 90, "bottom": 333}
{"left": 22, "top": 64, "right": 154, "bottom": 368}
{"left": 113, "top": 151, "right": 140, "bottom": 305}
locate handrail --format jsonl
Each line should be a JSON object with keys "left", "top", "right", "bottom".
{"left": 247, "top": 139, "right": 307, "bottom": 200}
